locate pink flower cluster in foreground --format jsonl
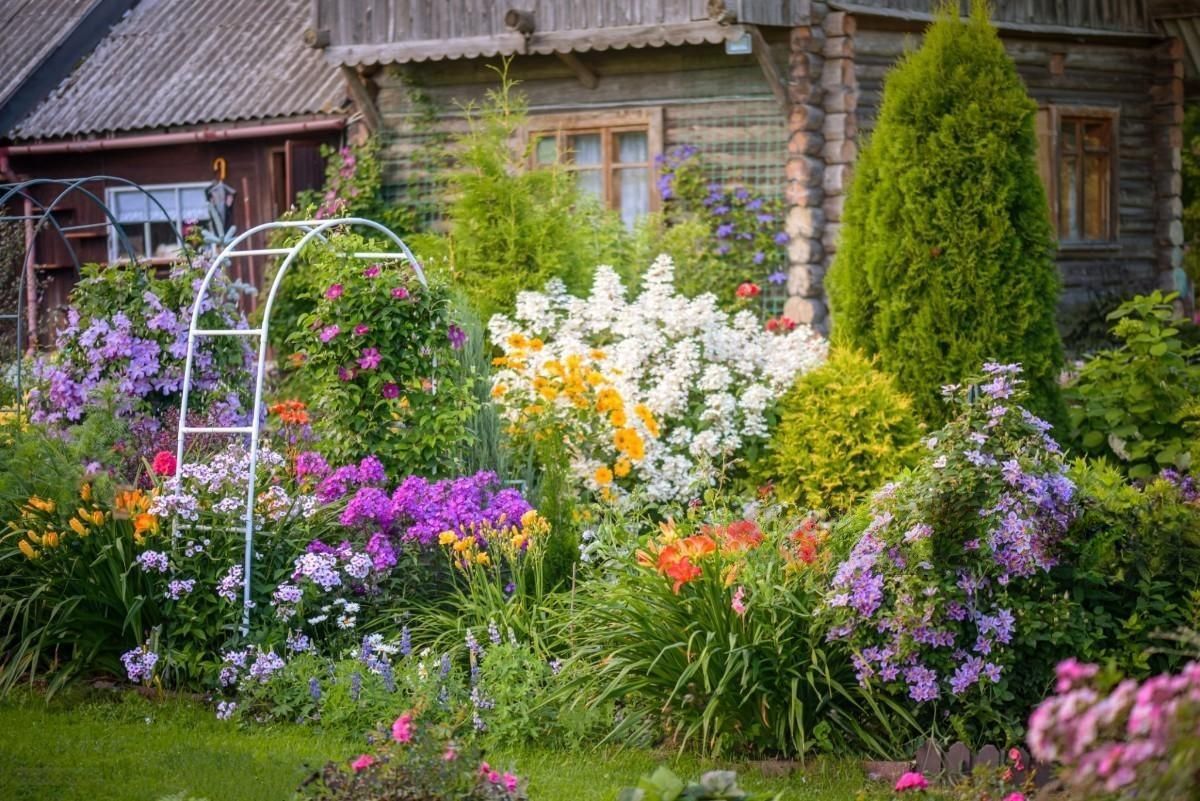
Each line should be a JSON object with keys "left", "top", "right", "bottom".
{"left": 1028, "top": 658, "right": 1200, "bottom": 794}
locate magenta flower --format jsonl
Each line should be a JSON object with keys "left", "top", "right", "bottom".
{"left": 325, "top": 283, "right": 344, "bottom": 300}
{"left": 447, "top": 324, "right": 467, "bottom": 350}
{"left": 391, "top": 286, "right": 410, "bottom": 300}
{"left": 338, "top": 366, "right": 355, "bottom": 382}
{"left": 358, "top": 348, "right": 382, "bottom": 370}
{"left": 391, "top": 713, "right": 414, "bottom": 743}
{"left": 319, "top": 325, "right": 340, "bottom": 343}
{"left": 894, "top": 772, "right": 929, "bottom": 792}
{"left": 353, "top": 324, "right": 370, "bottom": 336}
{"left": 381, "top": 382, "right": 400, "bottom": 399}
{"left": 363, "top": 264, "right": 381, "bottom": 278}
{"left": 351, "top": 754, "right": 376, "bottom": 772}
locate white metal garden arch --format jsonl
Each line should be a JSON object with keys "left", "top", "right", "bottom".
{"left": 174, "top": 217, "right": 428, "bottom": 633}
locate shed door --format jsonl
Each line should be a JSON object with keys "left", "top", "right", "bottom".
{"left": 285, "top": 140, "right": 327, "bottom": 205}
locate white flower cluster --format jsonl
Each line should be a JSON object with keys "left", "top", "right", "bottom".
{"left": 489, "top": 255, "right": 827, "bottom": 503}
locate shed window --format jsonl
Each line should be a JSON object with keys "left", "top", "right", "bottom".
{"left": 528, "top": 110, "right": 663, "bottom": 229}
{"left": 1036, "top": 106, "right": 1118, "bottom": 245}
{"left": 106, "top": 182, "right": 211, "bottom": 262}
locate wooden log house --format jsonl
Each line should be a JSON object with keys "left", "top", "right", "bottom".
{"left": 312, "top": 0, "right": 1199, "bottom": 332}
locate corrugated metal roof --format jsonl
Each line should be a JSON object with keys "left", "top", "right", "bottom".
{"left": 12, "top": 0, "right": 347, "bottom": 141}
{"left": 0, "top": 0, "right": 97, "bottom": 108}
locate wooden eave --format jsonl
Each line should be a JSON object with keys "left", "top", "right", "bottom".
{"left": 325, "top": 21, "right": 750, "bottom": 67}
{"left": 830, "top": 2, "right": 1164, "bottom": 44}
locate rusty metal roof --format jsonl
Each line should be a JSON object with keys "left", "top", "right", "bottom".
{"left": 11, "top": 0, "right": 347, "bottom": 142}
{"left": 0, "top": 0, "right": 97, "bottom": 109}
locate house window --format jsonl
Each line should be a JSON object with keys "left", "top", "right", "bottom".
{"left": 528, "top": 109, "right": 663, "bottom": 229}
{"left": 106, "top": 182, "right": 211, "bottom": 261}
{"left": 1036, "top": 106, "right": 1118, "bottom": 245}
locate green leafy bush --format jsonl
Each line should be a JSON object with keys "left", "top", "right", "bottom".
{"left": 751, "top": 349, "right": 923, "bottom": 514}
{"left": 288, "top": 232, "right": 478, "bottom": 478}
{"left": 826, "top": 2, "right": 1064, "bottom": 425}
{"left": 1065, "top": 291, "right": 1200, "bottom": 478}
{"left": 1059, "top": 461, "right": 1200, "bottom": 675}
{"left": 411, "top": 63, "right": 608, "bottom": 321}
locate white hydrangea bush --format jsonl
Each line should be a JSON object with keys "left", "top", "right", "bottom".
{"left": 488, "top": 255, "right": 828, "bottom": 503}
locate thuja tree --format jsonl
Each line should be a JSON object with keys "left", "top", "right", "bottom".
{"left": 826, "top": 2, "right": 1064, "bottom": 424}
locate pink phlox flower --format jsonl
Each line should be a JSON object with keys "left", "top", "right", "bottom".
{"left": 391, "top": 712, "right": 414, "bottom": 743}
{"left": 351, "top": 754, "right": 376, "bottom": 772}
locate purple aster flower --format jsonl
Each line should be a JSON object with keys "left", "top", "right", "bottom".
{"left": 767, "top": 270, "right": 787, "bottom": 285}
{"left": 773, "top": 231, "right": 789, "bottom": 245}
{"left": 752, "top": 251, "right": 765, "bottom": 265}
{"left": 715, "top": 223, "right": 735, "bottom": 239}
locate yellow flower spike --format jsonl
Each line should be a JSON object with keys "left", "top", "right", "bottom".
{"left": 511, "top": 534, "right": 527, "bottom": 550}
{"left": 69, "top": 517, "right": 87, "bottom": 536}
{"left": 80, "top": 483, "right": 92, "bottom": 502}
{"left": 520, "top": 509, "right": 539, "bottom": 529}
{"left": 438, "top": 531, "right": 458, "bottom": 546}
{"left": 90, "top": 510, "right": 105, "bottom": 526}
{"left": 594, "top": 466, "right": 614, "bottom": 487}
{"left": 43, "top": 531, "right": 59, "bottom": 548}
{"left": 25, "top": 530, "right": 41, "bottom": 546}
{"left": 452, "top": 538, "right": 471, "bottom": 553}
{"left": 18, "top": 540, "right": 38, "bottom": 560}
{"left": 28, "top": 496, "right": 55, "bottom": 513}
{"left": 475, "top": 552, "right": 490, "bottom": 566}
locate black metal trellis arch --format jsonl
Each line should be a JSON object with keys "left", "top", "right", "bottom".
{"left": 0, "top": 176, "right": 193, "bottom": 420}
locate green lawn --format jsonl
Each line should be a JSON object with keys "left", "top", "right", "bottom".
{"left": 0, "top": 691, "right": 882, "bottom": 801}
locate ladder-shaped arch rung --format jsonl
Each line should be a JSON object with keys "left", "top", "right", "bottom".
{"left": 180, "top": 425, "right": 255, "bottom": 434}
{"left": 192, "top": 328, "right": 262, "bottom": 337}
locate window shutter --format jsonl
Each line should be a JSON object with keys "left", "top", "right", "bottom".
{"left": 1034, "top": 107, "right": 1056, "bottom": 226}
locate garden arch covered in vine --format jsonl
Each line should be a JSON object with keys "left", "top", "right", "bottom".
{"left": 174, "top": 216, "right": 428, "bottom": 632}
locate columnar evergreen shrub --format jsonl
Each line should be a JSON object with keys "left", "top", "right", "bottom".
{"left": 826, "top": 2, "right": 1064, "bottom": 424}
{"left": 751, "top": 348, "right": 923, "bottom": 514}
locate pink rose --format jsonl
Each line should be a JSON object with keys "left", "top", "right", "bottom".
{"left": 325, "top": 283, "right": 344, "bottom": 300}
{"left": 391, "top": 712, "right": 414, "bottom": 743}
{"left": 151, "top": 450, "right": 177, "bottom": 477}
{"left": 894, "top": 772, "right": 929, "bottom": 792}
{"left": 351, "top": 754, "right": 375, "bottom": 772}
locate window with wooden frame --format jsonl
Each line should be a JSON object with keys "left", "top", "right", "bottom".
{"left": 1035, "top": 105, "right": 1119, "bottom": 245}
{"left": 527, "top": 109, "right": 664, "bottom": 230}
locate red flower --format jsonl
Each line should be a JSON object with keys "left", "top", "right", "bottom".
{"left": 765, "top": 316, "right": 797, "bottom": 333}
{"left": 151, "top": 451, "right": 177, "bottom": 477}
{"left": 735, "top": 282, "right": 761, "bottom": 299}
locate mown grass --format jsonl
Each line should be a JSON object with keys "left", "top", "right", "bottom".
{"left": 0, "top": 690, "right": 884, "bottom": 801}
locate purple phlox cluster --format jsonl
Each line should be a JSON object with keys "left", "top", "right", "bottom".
{"left": 389, "top": 471, "right": 532, "bottom": 548}
{"left": 488, "top": 620, "right": 502, "bottom": 646}
{"left": 295, "top": 451, "right": 331, "bottom": 483}
{"left": 315, "top": 455, "right": 387, "bottom": 504}
{"left": 247, "top": 648, "right": 286, "bottom": 683}
{"left": 121, "top": 644, "right": 158, "bottom": 684}
{"left": 215, "top": 700, "right": 237, "bottom": 720}
{"left": 292, "top": 551, "right": 342, "bottom": 592}
{"left": 136, "top": 550, "right": 170, "bottom": 573}
{"left": 342, "top": 487, "right": 395, "bottom": 530}
{"left": 308, "top": 677, "right": 322, "bottom": 701}
{"left": 219, "top": 648, "right": 249, "bottom": 686}
{"left": 216, "top": 564, "right": 244, "bottom": 603}
{"left": 286, "top": 631, "right": 312, "bottom": 654}
{"left": 166, "top": 578, "right": 195, "bottom": 600}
